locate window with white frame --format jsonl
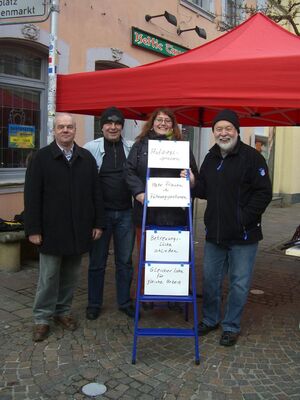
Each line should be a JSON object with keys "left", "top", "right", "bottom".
{"left": 222, "top": 0, "right": 244, "bottom": 27}
{"left": 0, "top": 43, "right": 47, "bottom": 174}
{"left": 181, "top": 0, "right": 214, "bottom": 16}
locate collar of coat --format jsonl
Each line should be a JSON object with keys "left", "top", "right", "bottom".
{"left": 50, "top": 140, "right": 86, "bottom": 161}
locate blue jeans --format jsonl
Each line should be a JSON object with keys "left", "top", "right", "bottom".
{"left": 33, "top": 253, "right": 82, "bottom": 324}
{"left": 202, "top": 241, "right": 258, "bottom": 333}
{"left": 87, "top": 209, "right": 135, "bottom": 309}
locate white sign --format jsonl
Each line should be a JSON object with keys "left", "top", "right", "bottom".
{"left": 146, "top": 230, "right": 190, "bottom": 262}
{"left": 285, "top": 245, "right": 300, "bottom": 257}
{"left": 0, "top": 0, "right": 46, "bottom": 19}
{"left": 148, "top": 140, "right": 189, "bottom": 169}
{"left": 147, "top": 178, "right": 190, "bottom": 207}
{"left": 144, "top": 263, "right": 189, "bottom": 296}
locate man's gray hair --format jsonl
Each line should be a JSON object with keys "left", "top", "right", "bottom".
{"left": 54, "top": 113, "right": 76, "bottom": 128}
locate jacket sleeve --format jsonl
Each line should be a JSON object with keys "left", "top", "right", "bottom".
{"left": 193, "top": 155, "right": 208, "bottom": 200}
{"left": 241, "top": 152, "right": 272, "bottom": 227}
{"left": 84, "top": 140, "right": 100, "bottom": 169}
{"left": 125, "top": 142, "right": 146, "bottom": 198}
{"left": 24, "top": 152, "right": 43, "bottom": 236}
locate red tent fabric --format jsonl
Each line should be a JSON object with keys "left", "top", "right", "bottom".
{"left": 56, "top": 13, "right": 300, "bottom": 127}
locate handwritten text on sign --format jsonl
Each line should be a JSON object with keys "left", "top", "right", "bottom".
{"left": 148, "top": 140, "right": 189, "bottom": 169}
{"left": 147, "top": 178, "right": 190, "bottom": 207}
{"left": 144, "top": 264, "right": 189, "bottom": 296}
{"left": 146, "top": 230, "right": 189, "bottom": 262}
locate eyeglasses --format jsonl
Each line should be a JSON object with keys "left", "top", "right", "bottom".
{"left": 214, "top": 126, "right": 235, "bottom": 134}
{"left": 56, "top": 124, "right": 75, "bottom": 130}
{"left": 155, "top": 118, "right": 173, "bottom": 124}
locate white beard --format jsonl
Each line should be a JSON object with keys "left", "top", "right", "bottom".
{"left": 216, "top": 136, "right": 238, "bottom": 154}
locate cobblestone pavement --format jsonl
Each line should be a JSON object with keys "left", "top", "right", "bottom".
{"left": 0, "top": 202, "right": 299, "bottom": 400}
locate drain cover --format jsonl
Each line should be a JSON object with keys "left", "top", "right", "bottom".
{"left": 82, "top": 383, "right": 107, "bottom": 397}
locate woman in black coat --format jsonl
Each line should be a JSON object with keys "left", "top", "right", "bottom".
{"left": 125, "top": 108, "right": 198, "bottom": 300}
{"left": 126, "top": 108, "right": 199, "bottom": 230}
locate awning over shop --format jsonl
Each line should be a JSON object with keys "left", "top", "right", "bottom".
{"left": 56, "top": 13, "right": 300, "bottom": 127}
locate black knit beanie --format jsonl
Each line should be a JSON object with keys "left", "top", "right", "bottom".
{"left": 100, "top": 107, "right": 124, "bottom": 129}
{"left": 212, "top": 109, "right": 240, "bottom": 133}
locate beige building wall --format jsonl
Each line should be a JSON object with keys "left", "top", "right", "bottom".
{"left": 0, "top": 0, "right": 225, "bottom": 219}
{"left": 0, "top": 192, "right": 23, "bottom": 220}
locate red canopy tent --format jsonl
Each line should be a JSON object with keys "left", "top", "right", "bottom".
{"left": 56, "top": 13, "right": 300, "bottom": 127}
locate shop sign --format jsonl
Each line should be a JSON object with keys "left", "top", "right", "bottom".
{"left": 8, "top": 124, "right": 35, "bottom": 148}
{"left": 132, "top": 27, "right": 188, "bottom": 57}
{"left": 0, "top": 0, "right": 46, "bottom": 19}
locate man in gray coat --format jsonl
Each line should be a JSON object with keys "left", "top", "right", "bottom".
{"left": 25, "top": 113, "right": 104, "bottom": 342}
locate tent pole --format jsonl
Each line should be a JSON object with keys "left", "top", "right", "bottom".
{"left": 193, "top": 108, "right": 204, "bottom": 237}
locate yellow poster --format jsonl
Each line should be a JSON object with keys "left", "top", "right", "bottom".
{"left": 8, "top": 124, "right": 35, "bottom": 149}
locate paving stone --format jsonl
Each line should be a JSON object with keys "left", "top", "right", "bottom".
{"left": 80, "top": 367, "right": 98, "bottom": 380}
{"left": 0, "top": 310, "right": 20, "bottom": 322}
{"left": 138, "top": 394, "right": 156, "bottom": 400}
{"left": 121, "top": 388, "right": 142, "bottom": 398}
{"left": 13, "top": 394, "right": 28, "bottom": 400}
{"left": 243, "top": 394, "right": 262, "bottom": 400}
{"left": 0, "top": 393, "right": 13, "bottom": 400}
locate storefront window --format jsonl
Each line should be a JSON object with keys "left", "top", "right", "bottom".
{"left": 0, "top": 43, "right": 47, "bottom": 174}
{"left": 0, "top": 85, "right": 40, "bottom": 168}
{"left": 254, "top": 127, "right": 275, "bottom": 184}
{"left": 182, "top": 125, "right": 195, "bottom": 149}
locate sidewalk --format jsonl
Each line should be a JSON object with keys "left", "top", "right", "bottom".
{"left": 0, "top": 202, "right": 299, "bottom": 400}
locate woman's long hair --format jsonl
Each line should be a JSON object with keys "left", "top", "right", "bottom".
{"left": 135, "top": 108, "right": 182, "bottom": 142}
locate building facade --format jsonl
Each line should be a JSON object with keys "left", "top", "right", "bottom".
{"left": 0, "top": 0, "right": 299, "bottom": 220}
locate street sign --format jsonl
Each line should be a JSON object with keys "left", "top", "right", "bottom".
{"left": 0, "top": 0, "right": 46, "bottom": 20}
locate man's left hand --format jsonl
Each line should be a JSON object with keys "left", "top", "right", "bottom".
{"left": 92, "top": 228, "right": 103, "bottom": 240}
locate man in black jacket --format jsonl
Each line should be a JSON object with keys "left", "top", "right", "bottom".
{"left": 193, "top": 109, "right": 272, "bottom": 346}
{"left": 84, "top": 107, "right": 135, "bottom": 320}
{"left": 25, "top": 113, "right": 104, "bottom": 342}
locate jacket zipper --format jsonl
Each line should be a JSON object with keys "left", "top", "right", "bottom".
{"left": 216, "top": 158, "right": 224, "bottom": 244}
{"left": 113, "top": 143, "right": 117, "bottom": 168}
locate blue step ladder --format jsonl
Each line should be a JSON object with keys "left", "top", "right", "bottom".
{"left": 132, "top": 165, "right": 200, "bottom": 365}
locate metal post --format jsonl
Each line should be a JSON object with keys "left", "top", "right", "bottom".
{"left": 47, "top": 0, "right": 60, "bottom": 145}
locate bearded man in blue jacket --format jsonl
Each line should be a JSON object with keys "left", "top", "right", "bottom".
{"left": 192, "top": 109, "right": 272, "bottom": 346}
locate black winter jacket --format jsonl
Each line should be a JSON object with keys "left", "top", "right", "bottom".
{"left": 194, "top": 138, "right": 272, "bottom": 246}
{"left": 24, "top": 141, "right": 105, "bottom": 255}
{"left": 125, "top": 134, "right": 199, "bottom": 227}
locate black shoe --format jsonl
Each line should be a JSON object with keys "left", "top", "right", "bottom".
{"left": 219, "top": 331, "right": 239, "bottom": 346}
{"left": 119, "top": 304, "right": 139, "bottom": 319}
{"left": 86, "top": 307, "right": 101, "bottom": 320}
{"left": 197, "top": 321, "right": 219, "bottom": 336}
